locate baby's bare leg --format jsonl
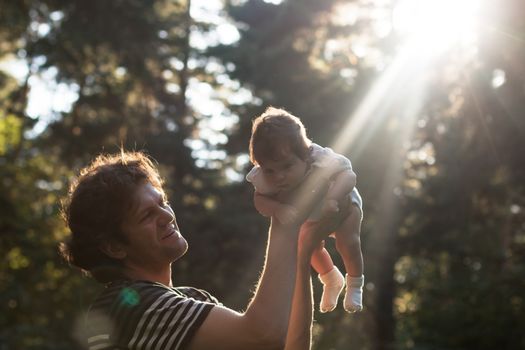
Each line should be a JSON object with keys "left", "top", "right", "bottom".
{"left": 335, "top": 205, "right": 363, "bottom": 277}
{"left": 299, "top": 221, "right": 344, "bottom": 313}
{"left": 335, "top": 205, "right": 364, "bottom": 312}
{"left": 309, "top": 240, "right": 333, "bottom": 275}
{"left": 299, "top": 221, "right": 333, "bottom": 274}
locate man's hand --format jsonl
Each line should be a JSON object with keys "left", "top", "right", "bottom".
{"left": 321, "top": 199, "right": 339, "bottom": 216}
{"left": 275, "top": 204, "right": 300, "bottom": 225}
{"left": 300, "top": 198, "right": 350, "bottom": 254}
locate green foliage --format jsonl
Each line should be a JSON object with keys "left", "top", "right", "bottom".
{"left": 0, "top": 150, "right": 100, "bottom": 348}
{"left": 395, "top": 1, "right": 525, "bottom": 346}
{"left": 0, "top": 114, "right": 22, "bottom": 155}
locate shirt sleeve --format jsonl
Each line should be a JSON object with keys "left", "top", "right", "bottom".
{"left": 246, "top": 166, "right": 276, "bottom": 195}
{"left": 176, "top": 286, "right": 222, "bottom": 305}
{"left": 310, "top": 143, "right": 352, "bottom": 177}
{"left": 86, "top": 281, "right": 216, "bottom": 350}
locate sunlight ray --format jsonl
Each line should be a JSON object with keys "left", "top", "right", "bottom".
{"left": 291, "top": 39, "right": 434, "bottom": 223}
{"left": 489, "top": 25, "right": 525, "bottom": 44}
{"left": 464, "top": 72, "right": 503, "bottom": 162}
{"left": 332, "top": 42, "right": 435, "bottom": 158}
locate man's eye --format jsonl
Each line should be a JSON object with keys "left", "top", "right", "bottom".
{"left": 140, "top": 211, "right": 152, "bottom": 222}
{"left": 263, "top": 169, "right": 274, "bottom": 174}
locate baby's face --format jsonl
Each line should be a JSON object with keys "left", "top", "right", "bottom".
{"left": 260, "top": 151, "right": 308, "bottom": 191}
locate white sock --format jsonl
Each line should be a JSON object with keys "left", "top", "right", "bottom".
{"left": 318, "top": 267, "right": 344, "bottom": 313}
{"left": 344, "top": 274, "right": 364, "bottom": 313}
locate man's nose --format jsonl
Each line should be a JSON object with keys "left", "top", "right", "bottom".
{"left": 159, "top": 206, "right": 175, "bottom": 226}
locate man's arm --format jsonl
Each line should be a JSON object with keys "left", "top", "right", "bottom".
{"left": 284, "top": 213, "right": 345, "bottom": 350}
{"left": 188, "top": 175, "right": 333, "bottom": 350}
{"left": 189, "top": 219, "right": 300, "bottom": 350}
{"left": 284, "top": 246, "right": 313, "bottom": 350}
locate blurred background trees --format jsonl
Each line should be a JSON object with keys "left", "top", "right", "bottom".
{"left": 1, "top": 0, "right": 524, "bottom": 349}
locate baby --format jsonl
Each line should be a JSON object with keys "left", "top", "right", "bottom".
{"left": 246, "top": 107, "right": 364, "bottom": 313}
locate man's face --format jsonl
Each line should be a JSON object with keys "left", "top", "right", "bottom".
{"left": 119, "top": 181, "right": 188, "bottom": 271}
{"left": 260, "top": 150, "right": 308, "bottom": 191}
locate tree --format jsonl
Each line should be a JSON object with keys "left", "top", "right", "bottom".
{"left": 396, "top": 1, "right": 525, "bottom": 348}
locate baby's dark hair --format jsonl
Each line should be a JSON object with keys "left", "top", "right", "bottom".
{"left": 249, "top": 107, "right": 311, "bottom": 165}
{"left": 59, "top": 151, "right": 164, "bottom": 283}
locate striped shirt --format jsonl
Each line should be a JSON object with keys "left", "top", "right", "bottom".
{"left": 84, "top": 280, "right": 218, "bottom": 350}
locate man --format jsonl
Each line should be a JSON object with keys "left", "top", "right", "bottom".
{"left": 60, "top": 151, "right": 336, "bottom": 350}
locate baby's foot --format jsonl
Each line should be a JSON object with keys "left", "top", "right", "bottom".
{"left": 318, "top": 267, "right": 344, "bottom": 313}
{"left": 344, "top": 275, "right": 364, "bottom": 313}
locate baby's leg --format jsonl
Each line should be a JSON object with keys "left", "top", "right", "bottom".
{"left": 299, "top": 221, "right": 344, "bottom": 313}
{"left": 310, "top": 240, "right": 333, "bottom": 275}
{"left": 299, "top": 221, "right": 333, "bottom": 274}
{"left": 335, "top": 204, "right": 364, "bottom": 313}
{"left": 335, "top": 205, "right": 363, "bottom": 276}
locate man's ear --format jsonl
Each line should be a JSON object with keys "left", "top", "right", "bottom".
{"left": 99, "top": 240, "right": 127, "bottom": 260}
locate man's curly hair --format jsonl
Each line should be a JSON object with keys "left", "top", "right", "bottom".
{"left": 59, "top": 151, "right": 164, "bottom": 283}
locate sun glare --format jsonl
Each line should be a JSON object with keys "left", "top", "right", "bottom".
{"left": 393, "top": 0, "right": 480, "bottom": 53}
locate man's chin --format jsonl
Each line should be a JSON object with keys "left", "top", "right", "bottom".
{"left": 170, "top": 241, "right": 189, "bottom": 262}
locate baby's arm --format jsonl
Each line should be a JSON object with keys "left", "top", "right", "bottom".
{"left": 254, "top": 192, "right": 299, "bottom": 225}
{"left": 327, "top": 169, "right": 356, "bottom": 199}
{"left": 323, "top": 169, "right": 357, "bottom": 213}
{"left": 253, "top": 192, "right": 280, "bottom": 217}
